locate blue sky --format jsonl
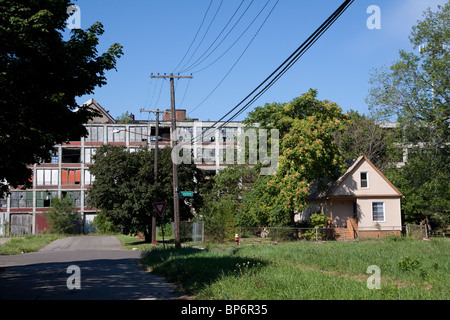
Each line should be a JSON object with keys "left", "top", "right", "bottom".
{"left": 68, "top": 0, "right": 446, "bottom": 122}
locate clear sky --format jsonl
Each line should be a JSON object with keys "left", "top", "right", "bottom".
{"left": 67, "top": 0, "right": 446, "bottom": 122}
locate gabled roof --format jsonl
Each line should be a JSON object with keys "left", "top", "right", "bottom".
{"left": 83, "top": 98, "right": 116, "bottom": 124}
{"left": 307, "top": 156, "right": 402, "bottom": 200}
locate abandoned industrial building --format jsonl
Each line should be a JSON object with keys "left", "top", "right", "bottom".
{"left": 0, "top": 99, "right": 245, "bottom": 235}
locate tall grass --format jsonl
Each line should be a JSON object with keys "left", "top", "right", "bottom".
{"left": 140, "top": 238, "right": 449, "bottom": 300}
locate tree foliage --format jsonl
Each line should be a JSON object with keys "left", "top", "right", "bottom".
{"left": 47, "top": 196, "right": 82, "bottom": 234}
{"left": 334, "top": 110, "right": 401, "bottom": 171}
{"left": 87, "top": 145, "right": 205, "bottom": 242}
{"left": 243, "top": 89, "right": 349, "bottom": 226}
{"left": 0, "top": 0, "right": 123, "bottom": 197}
{"left": 367, "top": 3, "right": 449, "bottom": 227}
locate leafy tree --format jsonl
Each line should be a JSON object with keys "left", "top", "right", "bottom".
{"left": 367, "top": 3, "right": 449, "bottom": 227}
{"left": 199, "top": 165, "right": 258, "bottom": 240}
{"left": 116, "top": 111, "right": 133, "bottom": 124}
{"left": 0, "top": 0, "right": 123, "bottom": 197}
{"left": 47, "top": 196, "right": 82, "bottom": 234}
{"left": 243, "top": 90, "right": 349, "bottom": 226}
{"left": 87, "top": 145, "right": 205, "bottom": 242}
{"left": 334, "top": 110, "right": 401, "bottom": 171}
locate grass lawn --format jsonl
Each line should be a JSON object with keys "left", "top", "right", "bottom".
{"left": 138, "top": 238, "right": 450, "bottom": 300}
{"left": 0, "top": 234, "right": 67, "bottom": 255}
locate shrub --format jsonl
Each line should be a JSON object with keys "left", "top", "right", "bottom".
{"left": 47, "top": 197, "right": 82, "bottom": 234}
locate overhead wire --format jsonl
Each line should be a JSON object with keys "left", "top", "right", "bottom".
{"left": 172, "top": 0, "right": 214, "bottom": 73}
{"left": 177, "top": 0, "right": 224, "bottom": 73}
{"left": 178, "top": 0, "right": 253, "bottom": 74}
{"left": 187, "top": 0, "right": 278, "bottom": 116}
{"left": 186, "top": 0, "right": 354, "bottom": 145}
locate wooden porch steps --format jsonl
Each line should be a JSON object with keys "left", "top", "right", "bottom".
{"left": 334, "top": 228, "right": 354, "bottom": 241}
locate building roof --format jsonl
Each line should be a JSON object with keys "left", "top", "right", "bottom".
{"left": 307, "top": 156, "right": 402, "bottom": 200}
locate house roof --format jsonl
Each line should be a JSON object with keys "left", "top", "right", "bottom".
{"left": 307, "top": 156, "right": 402, "bottom": 200}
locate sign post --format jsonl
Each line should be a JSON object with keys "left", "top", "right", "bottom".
{"left": 152, "top": 202, "right": 167, "bottom": 248}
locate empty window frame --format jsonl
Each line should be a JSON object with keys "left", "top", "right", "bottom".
{"left": 360, "top": 172, "right": 369, "bottom": 188}
{"left": 36, "top": 169, "right": 59, "bottom": 186}
{"left": 61, "top": 169, "right": 81, "bottom": 185}
{"left": 107, "top": 126, "right": 126, "bottom": 142}
{"left": 129, "top": 126, "right": 148, "bottom": 142}
{"left": 221, "top": 127, "right": 237, "bottom": 143}
{"left": 372, "top": 202, "right": 385, "bottom": 222}
{"left": 202, "top": 127, "right": 216, "bottom": 142}
{"left": 61, "top": 191, "right": 81, "bottom": 207}
{"left": 85, "top": 126, "right": 104, "bottom": 142}
{"left": 177, "top": 127, "right": 193, "bottom": 142}
{"left": 35, "top": 191, "right": 58, "bottom": 208}
{"left": 62, "top": 148, "right": 81, "bottom": 163}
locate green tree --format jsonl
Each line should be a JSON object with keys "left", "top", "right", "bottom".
{"left": 47, "top": 196, "right": 82, "bottom": 234}
{"left": 367, "top": 3, "right": 449, "bottom": 227}
{"left": 199, "top": 165, "right": 258, "bottom": 240}
{"left": 243, "top": 90, "right": 349, "bottom": 226}
{"left": 334, "top": 110, "right": 401, "bottom": 171}
{"left": 0, "top": 0, "right": 123, "bottom": 197}
{"left": 87, "top": 145, "right": 205, "bottom": 242}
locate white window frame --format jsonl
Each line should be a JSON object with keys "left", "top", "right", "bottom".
{"left": 360, "top": 171, "right": 369, "bottom": 189}
{"left": 372, "top": 202, "right": 385, "bottom": 222}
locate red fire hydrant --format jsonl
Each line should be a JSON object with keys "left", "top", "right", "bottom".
{"left": 235, "top": 233, "right": 240, "bottom": 245}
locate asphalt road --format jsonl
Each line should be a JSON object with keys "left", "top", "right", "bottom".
{"left": 0, "top": 236, "right": 179, "bottom": 300}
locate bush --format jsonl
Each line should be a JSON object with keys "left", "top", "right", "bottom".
{"left": 92, "top": 210, "right": 119, "bottom": 234}
{"left": 47, "top": 197, "right": 82, "bottom": 234}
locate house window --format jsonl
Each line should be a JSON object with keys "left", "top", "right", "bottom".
{"left": 372, "top": 202, "right": 385, "bottom": 222}
{"left": 360, "top": 172, "right": 369, "bottom": 188}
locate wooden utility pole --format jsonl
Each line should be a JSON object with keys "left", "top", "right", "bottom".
{"left": 150, "top": 73, "right": 193, "bottom": 248}
{"left": 140, "top": 108, "right": 165, "bottom": 243}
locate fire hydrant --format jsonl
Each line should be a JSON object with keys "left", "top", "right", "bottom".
{"left": 235, "top": 233, "right": 240, "bottom": 245}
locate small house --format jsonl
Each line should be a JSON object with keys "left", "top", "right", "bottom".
{"left": 303, "top": 156, "right": 403, "bottom": 239}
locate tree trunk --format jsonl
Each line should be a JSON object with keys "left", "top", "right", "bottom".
{"left": 143, "top": 225, "right": 152, "bottom": 243}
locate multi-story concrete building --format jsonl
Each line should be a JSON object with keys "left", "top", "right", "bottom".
{"left": 0, "top": 99, "right": 245, "bottom": 235}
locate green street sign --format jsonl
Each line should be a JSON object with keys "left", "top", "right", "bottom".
{"left": 180, "top": 191, "right": 194, "bottom": 197}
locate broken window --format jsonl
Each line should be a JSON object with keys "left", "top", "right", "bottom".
{"left": 35, "top": 191, "right": 58, "bottom": 208}
{"left": 62, "top": 148, "right": 81, "bottom": 163}
{"left": 10, "top": 191, "right": 33, "bottom": 208}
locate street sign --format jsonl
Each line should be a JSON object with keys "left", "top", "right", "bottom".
{"left": 179, "top": 191, "right": 193, "bottom": 197}
{"left": 152, "top": 202, "right": 166, "bottom": 217}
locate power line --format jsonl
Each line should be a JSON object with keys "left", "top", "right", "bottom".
{"left": 172, "top": 0, "right": 214, "bottom": 73}
{"left": 177, "top": 0, "right": 249, "bottom": 74}
{"left": 177, "top": 0, "right": 224, "bottom": 73}
{"left": 187, "top": 0, "right": 278, "bottom": 116}
{"left": 187, "top": 0, "right": 354, "bottom": 145}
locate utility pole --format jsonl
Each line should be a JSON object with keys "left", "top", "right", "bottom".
{"left": 140, "top": 108, "right": 165, "bottom": 243}
{"left": 150, "top": 73, "right": 193, "bottom": 248}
